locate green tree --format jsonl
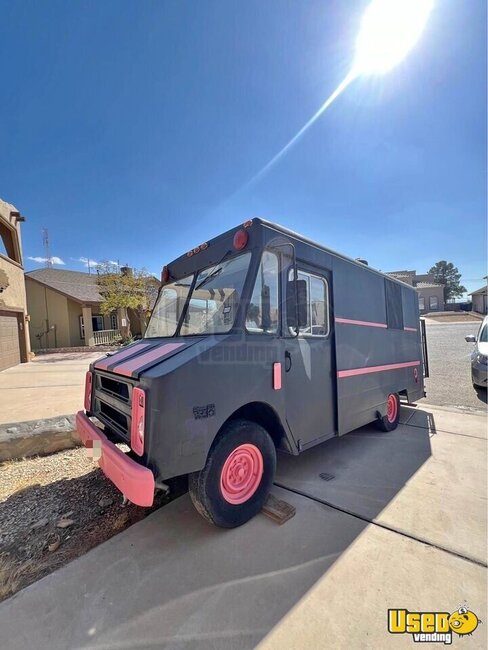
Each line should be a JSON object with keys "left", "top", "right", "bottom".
{"left": 96, "top": 263, "right": 159, "bottom": 337}
{"left": 428, "top": 261, "right": 466, "bottom": 302}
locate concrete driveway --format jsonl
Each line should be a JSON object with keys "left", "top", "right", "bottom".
{"left": 0, "top": 352, "right": 101, "bottom": 425}
{"left": 425, "top": 321, "right": 486, "bottom": 410}
{"left": 1, "top": 404, "right": 486, "bottom": 649}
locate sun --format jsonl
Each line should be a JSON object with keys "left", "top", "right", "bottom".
{"left": 242, "top": 0, "right": 435, "bottom": 187}
{"left": 353, "top": 0, "right": 434, "bottom": 76}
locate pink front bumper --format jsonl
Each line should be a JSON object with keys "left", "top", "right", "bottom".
{"left": 76, "top": 411, "right": 155, "bottom": 507}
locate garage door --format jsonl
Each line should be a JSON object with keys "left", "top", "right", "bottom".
{"left": 0, "top": 311, "right": 21, "bottom": 371}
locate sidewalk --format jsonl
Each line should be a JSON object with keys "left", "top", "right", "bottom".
{"left": 1, "top": 404, "right": 486, "bottom": 649}
{"left": 0, "top": 352, "right": 100, "bottom": 425}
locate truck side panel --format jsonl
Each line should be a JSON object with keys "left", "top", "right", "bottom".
{"left": 333, "top": 257, "right": 423, "bottom": 435}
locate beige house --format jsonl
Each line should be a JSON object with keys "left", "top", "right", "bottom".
{"left": 387, "top": 270, "right": 445, "bottom": 313}
{"left": 469, "top": 285, "right": 487, "bottom": 314}
{"left": 25, "top": 268, "right": 158, "bottom": 350}
{"left": 0, "top": 199, "right": 31, "bottom": 371}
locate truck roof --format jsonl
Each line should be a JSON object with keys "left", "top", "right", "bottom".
{"left": 257, "top": 218, "right": 413, "bottom": 290}
{"left": 169, "top": 217, "right": 413, "bottom": 290}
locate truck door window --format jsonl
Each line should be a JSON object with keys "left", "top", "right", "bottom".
{"left": 145, "top": 275, "right": 193, "bottom": 338}
{"left": 180, "top": 252, "right": 251, "bottom": 335}
{"left": 246, "top": 251, "right": 279, "bottom": 334}
{"left": 288, "top": 269, "right": 329, "bottom": 336}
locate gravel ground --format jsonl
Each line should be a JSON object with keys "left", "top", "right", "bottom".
{"left": 424, "top": 321, "right": 486, "bottom": 411}
{"left": 0, "top": 448, "right": 186, "bottom": 602}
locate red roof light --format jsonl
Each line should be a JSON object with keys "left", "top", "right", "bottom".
{"left": 233, "top": 229, "right": 249, "bottom": 251}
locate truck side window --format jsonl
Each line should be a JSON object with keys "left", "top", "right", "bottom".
{"left": 310, "top": 275, "right": 329, "bottom": 336}
{"left": 288, "top": 270, "right": 329, "bottom": 336}
{"left": 246, "top": 251, "right": 279, "bottom": 334}
{"left": 385, "top": 279, "right": 404, "bottom": 329}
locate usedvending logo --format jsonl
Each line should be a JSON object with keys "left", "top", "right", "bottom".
{"left": 388, "top": 605, "right": 481, "bottom": 644}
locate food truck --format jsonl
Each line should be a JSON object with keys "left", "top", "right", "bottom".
{"left": 77, "top": 218, "right": 427, "bottom": 527}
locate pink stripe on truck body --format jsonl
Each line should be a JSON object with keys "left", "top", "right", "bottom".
{"left": 337, "top": 360, "right": 421, "bottom": 379}
{"left": 95, "top": 343, "right": 152, "bottom": 371}
{"left": 335, "top": 317, "right": 387, "bottom": 329}
{"left": 113, "top": 342, "right": 185, "bottom": 377}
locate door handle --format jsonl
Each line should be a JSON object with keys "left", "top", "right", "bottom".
{"left": 285, "top": 351, "right": 292, "bottom": 372}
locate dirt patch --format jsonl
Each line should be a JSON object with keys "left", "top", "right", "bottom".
{"left": 0, "top": 448, "right": 186, "bottom": 602}
{"left": 425, "top": 313, "right": 483, "bottom": 323}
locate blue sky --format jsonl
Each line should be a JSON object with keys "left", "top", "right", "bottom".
{"left": 1, "top": 0, "right": 486, "bottom": 294}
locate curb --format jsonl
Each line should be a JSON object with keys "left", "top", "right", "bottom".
{"left": 408, "top": 401, "right": 486, "bottom": 417}
{"left": 0, "top": 415, "right": 81, "bottom": 462}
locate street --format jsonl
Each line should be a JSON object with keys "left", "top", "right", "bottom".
{"left": 424, "top": 321, "right": 486, "bottom": 411}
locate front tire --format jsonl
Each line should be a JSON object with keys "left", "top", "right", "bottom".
{"left": 377, "top": 393, "right": 400, "bottom": 432}
{"left": 189, "top": 419, "right": 276, "bottom": 528}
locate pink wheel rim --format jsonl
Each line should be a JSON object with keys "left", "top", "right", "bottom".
{"left": 386, "top": 394, "right": 398, "bottom": 423}
{"left": 220, "top": 444, "right": 264, "bottom": 505}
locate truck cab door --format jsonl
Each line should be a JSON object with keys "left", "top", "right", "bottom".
{"left": 283, "top": 265, "right": 336, "bottom": 449}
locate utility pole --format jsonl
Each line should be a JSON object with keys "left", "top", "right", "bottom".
{"left": 42, "top": 228, "right": 52, "bottom": 267}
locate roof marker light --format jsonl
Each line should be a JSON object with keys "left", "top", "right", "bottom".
{"left": 233, "top": 229, "right": 249, "bottom": 251}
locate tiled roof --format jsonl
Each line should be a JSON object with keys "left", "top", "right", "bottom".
{"left": 415, "top": 282, "right": 443, "bottom": 289}
{"left": 25, "top": 268, "right": 103, "bottom": 303}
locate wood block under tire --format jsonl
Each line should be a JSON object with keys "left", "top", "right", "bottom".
{"left": 261, "top": 493, "right": 296, "bottom": 525}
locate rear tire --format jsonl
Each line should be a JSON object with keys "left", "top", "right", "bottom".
{"left": 189, "top": 419, "right": 276, "bottom": 528}
{"left": 377, "top": 393, "right": 400, "bottom": 432}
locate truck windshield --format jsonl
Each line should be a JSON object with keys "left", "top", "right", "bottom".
{"left": 145, "top": 252, "right": 252, "bottom": 338}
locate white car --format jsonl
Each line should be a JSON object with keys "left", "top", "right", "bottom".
{"left": 465, "top": 315, "right": 488, "bottom": 389}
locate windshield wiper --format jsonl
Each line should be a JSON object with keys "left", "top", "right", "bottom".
{"left": 194, "top": 266, "right": 223, "bottom": 291}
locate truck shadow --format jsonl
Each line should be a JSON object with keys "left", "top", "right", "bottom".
{"left": 273, "top": 404, "right": 435, "bottom": 522}
{"left": 0, "top": 406, "right": 443, "bottom": 650}
{"left": 474, "top": 386, "right": 487, "bottom": 404}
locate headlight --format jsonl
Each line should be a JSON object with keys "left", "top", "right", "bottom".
{"left": 475, "top": 353, "right": 488, "bottom": 365}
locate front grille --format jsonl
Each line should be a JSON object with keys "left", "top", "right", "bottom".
{"left": 100, "top": 375, "right": 130, "bottom": 401}
{"left": 99, "top": 402, "right": 129, "bottom": 432}
{"left": 92, "top": 372, "right": 134, "bottom": 442}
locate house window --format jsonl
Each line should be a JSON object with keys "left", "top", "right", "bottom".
{"left": 385, "top": 279, "right": 404, "bottom": 329}
{"left": 79, "top": 314, "right": 104, "bottom": 339}
{"left": 93, "top": 315, "right": 104, "bottom": 331}
{"left": 246, "top": 251, "right": 279, "bottom": 334}
{"left": 288, "top": 269, "right": 329, "bottom": 336}
{"left": 0, "top": 222, "right": 19, "bottom": 263}
{"left": 110, "top": 313, "right": 118, "bottom": 330}
{"left": 418, "top": 296, "right": 425, "bottom": 311}
{"left": 429, "top": 296, "right": 439, "bottom": 310}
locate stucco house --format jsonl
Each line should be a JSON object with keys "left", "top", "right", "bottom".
{"left": 0, "top": 199, "right": 31, "bottom": 371}
{"left": 25, "top": 268, "right": 159, "bottom": 351}
{"left": 469, "top": 285, "right": 488, "bottom": 314}
{"left": 387, "top": 270, "right": 445, "bottom": 313}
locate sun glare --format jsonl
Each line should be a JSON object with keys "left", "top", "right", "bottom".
{"left": 240, "top": 0, "right": 434, "bottom": 188}
{"left": 353, "top": 0, "right": 434, "bottom": 75}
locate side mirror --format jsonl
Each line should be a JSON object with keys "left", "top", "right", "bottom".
{"left": 286, "top": 280, "right": 297, "bottom": 330}
{"left": 296, "top": 279, "right": 308, "bottom": 329}
{"left": 287, "top": 278, "right": 309, "bottom": 331}
{"left": 465, "top": 335, "right": 477, "bottom": 343}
